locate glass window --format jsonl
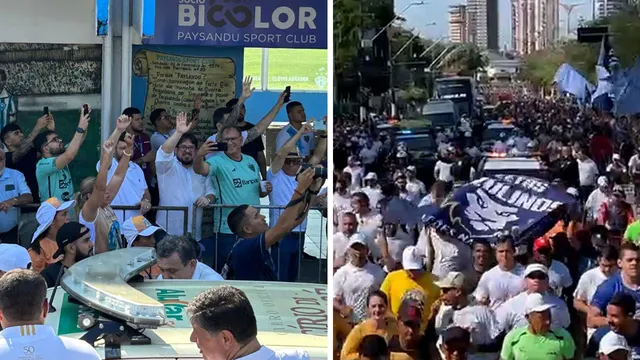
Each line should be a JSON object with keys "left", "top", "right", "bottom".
{"left": 243, "top": 48, "right": 263, "bottom": 90}
{"left": 266, "top": 49, "right": 328, "bottom": 91}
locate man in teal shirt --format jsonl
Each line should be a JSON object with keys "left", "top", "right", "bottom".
{"left": 194, "top": 126, "right": 272, "bottom": 271}
{"left": 34, "top": 107, "right": 90, "bottom": 202}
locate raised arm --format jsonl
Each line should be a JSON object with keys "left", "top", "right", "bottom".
{"left": 55, "top": 106, "right": 90, "bottom": 170}
{"left": 218, "top": 76, "right": 255, "bottom": 129}
{"left": 105, "top": 134, "right": 134, "bottom": 201}
{"left": 193, "top": 140, "right": 217, "bottom": 176}
{"left": 271, "top": 121, "right": 314, "bottom": 174}
{"left": 265, "top": 168, "right": 319, "bottom": 248}
{"left": 161, "top": 112, "right": 189, "bottom": 154}
{"left": 245, "top": 89, "right": 287, "bottom": 144}
{"left": 309, "top": 127, "right": 328, "bottom": 166}
{"left": 104, "top": 115, "right": 131, "bottom": 157}
{"left": 83, "top": 140, "right": 115, "bottom": 254}
{"left": 12, "top": 114, "right": 51, "bottom": 163}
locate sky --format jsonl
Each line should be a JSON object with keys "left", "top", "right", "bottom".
{"left": 395, "top": 0, "right": 595, "bottom": 49}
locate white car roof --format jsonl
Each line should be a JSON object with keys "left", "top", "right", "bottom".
{"left": 483, "top": 158, "right": 541, "bottom": 171}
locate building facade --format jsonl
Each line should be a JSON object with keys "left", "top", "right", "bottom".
{"left": 595, "top": 0, "right": 629, "bottom": 19}
{"left": 449, "top": 4, "right": 469, "bottom": 43}
{"left": 512, "top": 0, "right": 559, "bottom": 54}
{"left": 466, "top": 0, "right": 499, "bottom": 50}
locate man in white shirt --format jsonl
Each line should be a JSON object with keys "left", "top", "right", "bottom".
{"left": 156, "top": 235, "right": 223, "bottom": 281}
{"left": 495, "top": 263, "right": 570, "bottom": 332}
{"left": 275, "top": 101, "right": 315, "bottom": 158}
{"left": 586, "top": 176, "right": 611, "bottom": 223}
{"left": 96, "top": 131, "right": 151, "bottom": 224}
{"left": 404, "top": 166, "right": 427, "bottom": 206}
{"left": 473, "top": 237, "right": 525, "bottom": 310}
{"left": 574, "top": 245, "right": 618, "bottom": 343}
{"left": 532, "top": 237, "right": 573, "bottom": 297}
{"left": 155, "top": 113, "right": 216, "bottom": 247}
{"left": 351, "top": 192, "right": 383, "bottom": 259}
{"left": 576, "top": 146, "right": 599, "bottom": 201}
{"left": 187, "top": 285, "right": 309, "bottom": 360}
{"left": 343, "top": 156, "right": 364, "bottom": 190}
{"left": 333, "top": 213, "right": 365, "bottom": 269}
{"left": 361, "top": 172, "right": 383, "bottom": 210}
{"left": 333, "top": 236, "right": 386, "bottom": 322}
{"left": 0, "top": 269, "right": 101, "bottom": 359}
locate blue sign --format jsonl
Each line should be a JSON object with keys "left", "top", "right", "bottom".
{"left": 144, "top": 0, "right": 327, "bottom": 49}
{"left": 422, "top": 176, "right": 576, "bottom": 246}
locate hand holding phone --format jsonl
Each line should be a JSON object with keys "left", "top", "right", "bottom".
{"left": 83, "top": 104, "right": 89, "bottom": 116}
{"left": 283, "top": 86, "right": 291, "bottom": 103}
{"left": 43, "top": 106, "right": 49, "bottom": 116}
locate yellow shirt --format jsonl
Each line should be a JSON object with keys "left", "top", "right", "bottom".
{"left": 340, "top": 317, "right": 398, "bottom": 360}
{"left": 334, "top": 310, "right": 352, "bottom": 360}
{"left": 380, "top": 270, "right": 440, "bottom": 326}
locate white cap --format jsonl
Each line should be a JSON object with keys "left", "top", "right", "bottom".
{"left": 525, "top": 293, "right": 553, "bottom": 314}
{"left": 566, "top": 187, "right": 579, "bottom": 197}
{"left": 406, "top": 165, "right": 417, "bottom": 173}
{"left": 347, "top": 233, "right": 367, "bottom": 248}
{"left": 599, "top": 331, "right": 630, "bottom": 355}
{"left": 121, "top": 215, "right": 164, "bottom": 247}
{"left": 524, "top": 263, "right": 549, "bottom": 277}
{"left": 402, "top": 246, "right": 424, "bottom": 270}
{"left": 31, "top": 198, "right": 76, "bottom": 243}
{"left": 0, "top": 244, "right": 31, "bottom": 273}
{"left": 598, "top": 176, "right": 609, "bottom": 187}
{"left": 364, "top": 172, "right": 378, "bottom": 180}
{"left": 435, "top": 272, "right": 465, "bottom": 288}
{"left": 613, "top": 153, "right": 621, "bottom": 160}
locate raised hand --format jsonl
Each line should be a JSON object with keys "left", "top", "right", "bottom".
{"left": 241, "top": 76, "right": 255, "bottom": 99}
{"left": 175, "top": 112, "right": 190, "bottom": 134}
{"left": 116, "top": 115, "right": 131, "bottom": 131}
{"left": 277, "top": 89, "right": 288, "bottom": 105}
{"left": 296, "top": 167, "right": 315, "bottom": 192}
{"left": 35, "top": 114, "right": 49, "bottom": 130}
{"left": 102, "top": 140, "right": 115, "bottom": 156}
{"left": 123, "top": 133, "right": 134, "bottom": 150}
{"left": 194, "top": 94, "right": 202, "bottom": 110}
{"left": 78, "top": 105, "right": 91, "bottom": 130}
{"left": 300, "top": 122, "right": 315, "bottom": 134}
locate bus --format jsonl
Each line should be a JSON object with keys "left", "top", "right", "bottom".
{"left": 434, "top": 76, "right": 477, "bottom": 118}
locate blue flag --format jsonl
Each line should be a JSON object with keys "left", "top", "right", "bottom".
{"left": 422, "top": 176, "right": 577, "bottom": 247}
{"left": 554, "top": 63, "right": 594, "bottom": 100}
{"left": 615, "top": 57, "right": 640, "bottom": 116}
{"left": 593, "top": 35, "right": 619, "bottom": 112}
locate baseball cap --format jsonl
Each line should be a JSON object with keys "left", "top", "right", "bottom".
{"left": 347, "top": 233, "right": 367, "bottom": 248}
{"left": 31, "top": 198, "right": 76, "bottom": 243}
{"left": 597, "top": 176, "right": 609, "bottom": 187}
{"left": 52, "top": 222, "right": 90, "bottom": 258}
{"left": 285, "top": 148, "right": 302, "bottom": 159}
{"left": 524, "top": 293, "right": 553, "bottom": 314}
{"left": 364, "top": 172, "right": 378, "bottom": 180}
{"left": 398, "top": 297, "right": 423, "bottom": 324}
{"left": 566, "top": 187, "right": 579, "bottom": 197}
{"left": 402, "top": 246, "right": 424, "bottom": 271}
{"left": 533, "top": 237, "right": 551, "bottom": 252}
{"left": 122, "top": 215, "right": 163, "bottom": 247}
{"left": 599, "top": 331, "right": 630, "bottom": 355}
{"left": 524, "top": 263, "right": 549, "bottom": 277}
{"left": 435, "top": 272, "right": 465, "bottom": 289}
{"left": 0, "top": 244, "right": 31, "bottom": 272}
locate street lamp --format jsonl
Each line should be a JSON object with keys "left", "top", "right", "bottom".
{"left": 371, "top": 1, "right": 427, "bottom": 42}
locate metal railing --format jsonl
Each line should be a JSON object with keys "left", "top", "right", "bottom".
{"left": 15, "top": 203, "right": 327, "bottom": 284}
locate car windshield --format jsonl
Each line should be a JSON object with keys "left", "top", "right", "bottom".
{"left": 398, "top": 136, "right": 437, "bottom": 153}
{"left": 482, "top": 127, "right": 514, "bottom": 142}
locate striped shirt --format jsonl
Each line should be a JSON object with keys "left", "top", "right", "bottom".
{"left": 0, "top": 89, "right": 17, "bottom": 130}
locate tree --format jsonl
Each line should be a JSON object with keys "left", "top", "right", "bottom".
{"left": 439, "top": 43, "right": 487, "bottom": 75}
{"left": 334, "top": 0, "right": 363, "bottom": 74}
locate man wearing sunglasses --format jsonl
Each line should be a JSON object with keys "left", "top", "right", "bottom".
{"left": 495, "top": 263, "right": 571, "bottom": 333}
{"left": 34, "top": 106, "right": 90, "bottom": 202}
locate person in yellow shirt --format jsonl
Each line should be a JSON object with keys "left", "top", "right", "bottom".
{"left": 334, "top": 309, "right": 353, "bottom": 360}
{"left": 380, "top": 246, "right": 440, "bottom": 326}
{"left": 341, "top": 291, "right": 398, "bottom": 360}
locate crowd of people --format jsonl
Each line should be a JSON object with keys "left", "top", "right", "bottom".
{"left": 332, "top": 84, "right": 640, "bottom": 360}
{"left": 0, "top": 76, "right": 328, "bottom": 286}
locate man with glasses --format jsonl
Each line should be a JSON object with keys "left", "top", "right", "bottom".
{"left": 155, "top": 113, "right": 216, "bottom": 264}
{"left": 194, "top": 125, "right": 272, "bottom": 271}
{"left": 34, "top": 106, "right": 90, "bottom": 202}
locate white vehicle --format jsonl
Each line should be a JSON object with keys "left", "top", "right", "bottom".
{"left": 44, "top": 248, "right": 327, "bottom": 359}
{"left": 477, "top": 156, "right": 549, "bottom": 180}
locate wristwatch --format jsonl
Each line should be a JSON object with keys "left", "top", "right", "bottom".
{"left": 76, "top": 127, "right": 86, "bottom": 134}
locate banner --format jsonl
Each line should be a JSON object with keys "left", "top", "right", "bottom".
{"left": 422, "top": 176, "right": 576, "bottom": 246}
{"left": 144, "top": 0, "right": 327, "bottom": 49}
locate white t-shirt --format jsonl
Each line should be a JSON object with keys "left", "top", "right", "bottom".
{"left": 435, "top": 304, "right": 501, "bottom": 345}
{"left": 629, "top": 154, "right": 640, "bottom": 175}
{"left": 0, "top": 325, "right": 100, "bottom": 359}
{"left": 356, "top": 211, "right": 383, "bottom": 259}
{"left": 418, "top": 229, "right": 471, "bottom": 280}
{"left": 495, "top": 291, "right": 571, "bottom": 332}
{"left": 574, "top": 266, "right": 611, "bottom": 341}
{"left": 405, "top": 179, "right": 427, "bottom": 205}
{"left": 157, "top": 261, "right": 224, "bottom": 281}
{"left": 237, "top": 346, "right": 309, "bottom": 360}
{"left": 578, "top": 158, "right": 599, "bottom": 186}
{"left": 359, "top": 147, "right": 378, "bottom": 165}
{"left": 96, "top": 158, "right": 147, "bottom": 224}
{"left": 548, "top": 259, "right": 573, "bottom": 296}
{"left": 585, "top": 188, "right": 609, "bottom": 221}
{"left": 333, "top": 261, "right": 386, "bottom": 321}
{"left": 361, "top": 187, "right": 383, "bottom": 210}
{"left": 267, "top": 168, "right": 307, "bottom": 232}
{"left": 343, "top": 166, "right": 365, "bottom": 189}
{"left": 434, "top": 161, "right": 454, "bottom": 182}
{"left": 473, "top": 264, "right": 526, "bottom": 310}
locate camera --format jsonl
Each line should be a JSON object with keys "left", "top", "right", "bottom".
{"left": 296, "top": 163, "right": 327, "bottom": 181}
